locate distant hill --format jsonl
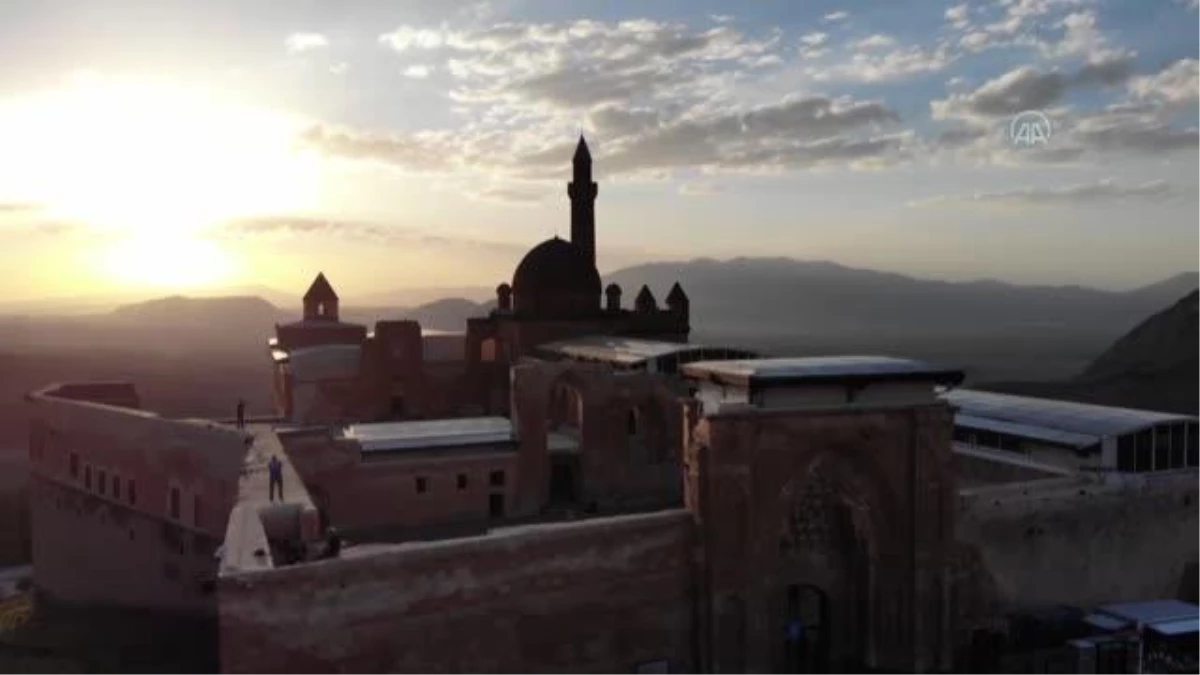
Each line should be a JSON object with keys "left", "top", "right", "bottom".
{"left": 606, "top": 258, "right": 1197, "bottom": 340}
{"left": 110, "top": 295, "right": 289, "bottom": 327}
{"left": 980, "top": 290, "right": 1199, "bottom": 414}
{"left": 1081, "top": 290, "right": 1199, "bottom": 382}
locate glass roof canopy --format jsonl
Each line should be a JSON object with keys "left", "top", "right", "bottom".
{"left": 944, "top": 389, "right": 1196, "bottom": 439}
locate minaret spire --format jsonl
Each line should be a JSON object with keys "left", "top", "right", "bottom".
{"left": 568, "top": 134, "right": 598, "bottom": 267}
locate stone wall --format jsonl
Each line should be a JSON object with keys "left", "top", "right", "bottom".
{"left": 26, "top": 387, "right": 247, "bottom": 613}
{"left": 218, "top": 509, "right": 697, "bottom": 673}
{"left": 957, "top": 470, "right": 1200, "bottom": 610}
{"left": 510, "top": 361, "right": 688, "bottom": 515}
{"left": 31, "top": 477, "right": 221, "bottom": 613}
{"left": 279, "top": 430, "right": 520, "bottom": 535}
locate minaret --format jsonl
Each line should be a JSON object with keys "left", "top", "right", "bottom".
{"left": 567, "top": 134, "right": 598, "bottom": 267}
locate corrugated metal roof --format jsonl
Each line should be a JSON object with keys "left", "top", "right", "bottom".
{"left": 1149, "top": 617, "right": 1199, "bottom": 636}
{"left": 952, "top": 442, "right": 1074, "bottom": 476}
{"left": 955, "top": 413, "right": 1101, "bottom": 449}
{"left": 1084, "top": 612, "right": 1131, "bottom": 632}
{"left": 1098, "top": 600, "right": 1199, "bottom": 625}
{"left": 346, "top": 417, "right": 515, "bottom": 452}
{"left": 536, "top": 335, "right": 755, "bottom": 369}
{"left": 682, "top": 356, "right": 963, "bottom": 387}
{"left": 944, "top": 389, "right": 1196, "bottom": 438}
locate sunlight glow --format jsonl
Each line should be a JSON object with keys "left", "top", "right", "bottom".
{"left": 99, "top": 233, "right": 238, "bottom": 290}
{"left": 0, "top": 73, "right": 320, "bottom": 236}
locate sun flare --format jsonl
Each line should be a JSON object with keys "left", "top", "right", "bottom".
{"left": 99, "top": 233, "right": 238, "bottom": 290}
{"left": 0, "top": 73, "right": 320, "bottom": 290}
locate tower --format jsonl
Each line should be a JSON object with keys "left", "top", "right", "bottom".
{"left": 567, "top": 135, "right": 598, "bottom": 267}
{"left": 303, "top": 272, "right": 339, "bottom": 321}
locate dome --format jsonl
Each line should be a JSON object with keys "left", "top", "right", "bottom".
{"left": 512, "top": 236, "right": 601, "bottom": 315}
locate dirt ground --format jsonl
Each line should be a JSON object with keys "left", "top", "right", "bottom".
{"left": 0, "top": 592, "right": 217, "bottom": 673}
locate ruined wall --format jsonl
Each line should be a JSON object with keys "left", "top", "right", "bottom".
{"left": 957, "top": 471, "right": 1199, "bottom": 610}
{"left": 510, "top": 362, "right": 688, "bottom": 515}
{"left": 219, "top": 509, "right": 697, "bottom": 673}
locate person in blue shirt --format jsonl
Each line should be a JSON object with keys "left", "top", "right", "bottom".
{"left": 268, "top": 455, "right": 284, "bottom": 502}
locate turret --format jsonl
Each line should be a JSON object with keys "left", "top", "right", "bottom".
{"left": 666, "top": 282, "right": 689, "bottom": 318}
{"left": 634, "top": 285, "right": 657, "bottom": 313}
{"left": 496, "top": 283, "right": 512, "bottom": 312}
{"left": 303, "top": 272, "right": 339, "bottom": 321}
{"left": 605, "top": 283, "right": 622, "bottom": 312}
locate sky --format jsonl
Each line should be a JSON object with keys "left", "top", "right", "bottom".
{"left": 0, "top": 0, "right": 1197, "bottom": 302}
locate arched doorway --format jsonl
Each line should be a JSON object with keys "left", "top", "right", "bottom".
{"left": 774, "top": 464, "right": 875, "bottom": 673}
{"left": 783, "top": 584, "right": 831, "bottom": 673}
{"left": 546, "top": 377, "right": 585, "bottom": 510}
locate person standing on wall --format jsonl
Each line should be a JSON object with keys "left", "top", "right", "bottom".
{"left": 268, "top": 455, "right": 284, "bottom": 502}
{"left": 236, "top": 399, "right": 246, "bottom": 429}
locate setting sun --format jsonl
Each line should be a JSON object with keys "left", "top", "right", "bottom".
{"left": 0, "top": 73, "right": 320, "bottom": 235}
{"left": 98, "top": 233, "right": 239, "bottom": 290}
{"left": 0, "top": 73, "right": 323, "bottom": 291}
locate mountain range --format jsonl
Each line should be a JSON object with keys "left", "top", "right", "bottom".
{"left": 1, "top": 259, "right": 1194, "bottom": 375}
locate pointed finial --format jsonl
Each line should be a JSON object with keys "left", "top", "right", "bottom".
{"left": 573, "top": 133, "right": 591, "bottom": 162}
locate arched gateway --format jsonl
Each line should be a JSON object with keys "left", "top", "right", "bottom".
{"left": 681, "top": 356, "right": 963, "bottom": 673}
{"left": 770, "top": 457, "right": 886, "bottom": 672}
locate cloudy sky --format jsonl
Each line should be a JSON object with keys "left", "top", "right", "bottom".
{"left": 1, "top": 0, "right": 1196, "bottom": 301}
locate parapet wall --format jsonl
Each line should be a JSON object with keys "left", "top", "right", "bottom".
{"left": 219, "top": 509, "right": 697, "bottom": 673}
{"left": 957, "top": 471, "right": 1199, "bottom": 610}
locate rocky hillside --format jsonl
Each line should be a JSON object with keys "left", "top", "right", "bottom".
{"left": 1080, "top": 290, "right": 1198, "bottom": 382}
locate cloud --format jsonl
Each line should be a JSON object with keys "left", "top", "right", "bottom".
{"left": 823, "top": 11, "right": 850, "bottom": 23}
{"left": 472, "top": 185, "right": 544, "bottom": 205}
{"left": 285, "top": 32, "right": 329, "bottom": 53}
{"left": 302, "top": 91, "right": 907, "bottom": 180}
{"left": 1069, "top": 109, "right": 1199, "bottom": 154}
{"left": 379, "top": 26, "right": 445, "bottom": 51}
{"left": 1128, "top": 58, "right": 1199, "bottom": 108}
{"left": 852, "top": 34, "right": 898, "bottom": 50}
{"left": 945, "top": 4, "right": 971, "bottom": 29}
{"left": 908, "top": 179, "right": 1183, "bottom": 208}
{"left": 932, "top": 55, "right": 1134, "bottom": 121}
{"left": 212, "top": 215, "right": 528, "bottom": 253}
{"left": 0, "top": 202, "right": 42, "bottom": 214}
{"left": 801, "top": 32, "right": 828, "bottom": 47}
{"left": 679, "top": 181, "right": 725, "bottom": 196}
{"left": 404, "top": 65, "right": 432, "bottom": 79}
{"left": 811, "top": 44, "right": 956, "bottom": 83}
{"left": 298, "top": 124, "right": 465, "bottom": 173}
{"left": 425, "top": 19, "right": 782, "bottom": 112}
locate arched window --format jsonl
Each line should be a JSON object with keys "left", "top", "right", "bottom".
{"left": 317, "top": 302, "right": 326, "bottom": 317}
{"left": 549, "top": 383, "right": 583, "bottom": 431}
{"left": 480, "top": 338, "right": 498, "bottom": 362}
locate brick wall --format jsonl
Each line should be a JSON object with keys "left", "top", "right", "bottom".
{"left": 26, "top": 388, "right": 247, "bottom": 612}
{"left": 219, "top": 509, "right": 697, "bottom": 673}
